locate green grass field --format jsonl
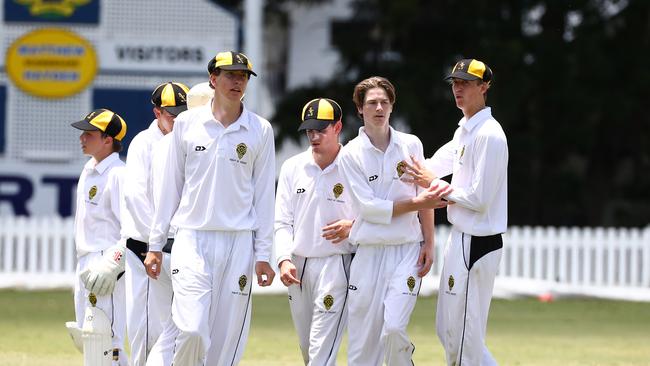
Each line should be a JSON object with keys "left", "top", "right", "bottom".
{"left": 0, "top": 290, "right": 648, "bottom": 366}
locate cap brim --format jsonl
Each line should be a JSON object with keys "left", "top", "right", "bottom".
{"left": 163, "top": 105, "right": 188, "bottom": 116}
{"left": 71, "top": 120, "right": 101, "bottom": 131}
{"left": 444, "top": 71, "right": 481, "bottom": 81}
{"left": 218, "top": 64, "right": 257, "bottom": 76}
{"left": 297, "top": 119, "right": 333, "bottom": 131}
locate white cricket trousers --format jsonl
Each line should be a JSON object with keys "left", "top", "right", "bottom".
{"left": 170, "top": 229, "right": 254, "bottom": 366}
{"left": 347, "top": 242, "right": 421, "bottom": 366}
{"left": 74, "top": 251, "right": 128, "bottom": 366}
{"left": 288, "top": 254, "right": 351, "bottom": 366}
{"left": 125, "top": 240, "right": 173, "bottom": 366}
{"left": 145, "top": 254, "right": 177, "bottom": 366}
{"left": 436, "top": 228, "right": 502, "bottom": 366}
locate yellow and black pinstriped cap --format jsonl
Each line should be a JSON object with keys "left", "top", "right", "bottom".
{"left": 207, "top": 51, "right": 257, "bottom": 76}
{"left": 71, "top": 108, "right": 127, "bottom": 141}
{"left": 445, "top": 58, "right": 493, "bottom": 84}
{"left": 297, "top": 98, "right": 342, "bottom": 131}
{"left": 151, "top": 82, "right": 190, "bottom": 116}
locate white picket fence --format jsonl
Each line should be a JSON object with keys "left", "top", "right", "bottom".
{"left": 1, "top": 216, "right": 649, "bottom": 301}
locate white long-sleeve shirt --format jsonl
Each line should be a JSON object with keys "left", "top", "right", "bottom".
{"left": 148, "top": 104, "right": 276, "bottom": 262}
{"left": 426, "top": 107, "right": 508, "bottom": 236}
{"left": 151, "top": 133, "right": 176, "bottom": 239}
{"left": 275, "top": 147, "right": 356, "bottom": 265}
{"left": 339, "top": 127, "right": 425, "bottom": 246}
{"left": 121, "top": 120, "right": 163, "bottom": 243}
{"left": 74, "top": 152, "right": 125, "bottom": 256}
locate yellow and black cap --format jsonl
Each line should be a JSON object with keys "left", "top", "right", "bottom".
{"left": 298, "top": 98, "right": 342, "bottom": 131}
{"left": 151, "top": 82, "right": 190, "bottom": 116}
{"left": 207, "top": 51, "right": 257, "bottom": 76}
{"left": 71, "top": 109, "right": 127, "bottom": 141}
{"left": 445, "top": 59, "right": 493, "bottom": 83}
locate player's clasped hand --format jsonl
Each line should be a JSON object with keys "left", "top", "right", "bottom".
{"left": 144, "top": 251, "right": 162, "bottom": 279}
{"left": 322, "top": 219, "right": 354, "bottom": 244}
{"left": 255, "top": 261, "right": 276, "bottom": 287}
{"left": 279, "top": 260, "right": 301, "bottom": 287}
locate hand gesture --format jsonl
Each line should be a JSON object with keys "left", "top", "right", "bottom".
{"left": 279, "top": 260, "right": 301, "bottom": 287}
{"left": 322, "top": 219, "right": 354, "bottom": 244}
{"left": 401, "top": 155, "right": 436, "bottom": 188}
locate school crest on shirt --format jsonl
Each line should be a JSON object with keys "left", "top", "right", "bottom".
{"left": 236, "top": 143, "right": 247, "bottom": 159}
{"left": 333, "top": 183, "right": 343, "bottom": 198}
{"left": 445, "top": 275, "right": 457, "bottom": 296}
{"left": 396, "top": 160, "right": 407, "bottom": 178}
{"left": 323, "top": 294, "right": 334, "bottom": 311}
{"left": 88, "top": 185, "right": 97, "bottom": 200}
{"left": 229, "top": 143, "right": 249, "bottom": 165}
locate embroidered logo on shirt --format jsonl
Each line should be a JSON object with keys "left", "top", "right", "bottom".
{"left": 323, "top": 294, "right": 334, "bottom": 310}
{"left": 88, "top": 185, "right": 97, "bottom": 200}
{"left": 333, "top": 183, "right": 344, "bottom": 199}
{"left": 459, "top": 145, "right": 465, "bottom": 159}
{"left": 172, "top": 269, "right": 179, "bottom": 274}
{"left": 238, "top": 275, "right": 247, "bottom": 291}
{"left": 236, "top": 143, "right": 247, "bottom": 159}
{"left": 296, "top": 188, "right": 306, "bottom": 194}
{"left": 368, "top": 174, "right": 378, "bottom": 182}
{"left": 407, "top": 276, "right": 416, "bottom": 292}
{"left": 348, "top": 285, "right": 358, "bottom": 291}
{"left": 195, "top": 146, "right": 206, "bottom": 151}
{"left": 448, "top": 275, "right": 455, "bottom": 291}
{"left": 396, "top": 160, "right": 407, "bottom": 178}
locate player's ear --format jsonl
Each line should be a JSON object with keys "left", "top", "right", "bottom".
{"left": 333, "top": 120, "right": 343, "bottom": 134}
{"left": 153, "top": 107, "right": 161, "bottom": 119}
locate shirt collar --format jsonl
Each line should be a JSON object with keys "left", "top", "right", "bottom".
{"left": 86, "top": 152, "right": 120, "bottom": 175}
{"left": 304, "top": 144, "right": 344, "bottom": 172}
{"left": 358, "top": 126, "right": 399, "bottom": 150}
{"left": 150, "top": 120, "right": 164, "bottom": 138}
{"left": 459, "top": 107, "right": 492, "bottom": 132}
{"left": 202, "top": 103, "right": 250, "bottom": 131}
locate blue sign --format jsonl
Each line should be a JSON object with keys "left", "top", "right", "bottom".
{"left": 4, "top": 0, "right": 99, "bottom": 24}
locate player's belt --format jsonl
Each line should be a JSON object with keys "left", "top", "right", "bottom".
{"left": 162, "top": 238, "right": 174, "bottom": 254}
{"left": 126, "top": 238, "right": 148, "bottom": 265}
{"left": 467, "top": 233, "right": 503, "bottom": 270}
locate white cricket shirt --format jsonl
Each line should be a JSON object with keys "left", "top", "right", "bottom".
{"left": 425, "top": 107, "right": 508, "bottom": 236}
{"left": 151, "top": 133, "right": 177, "bottom": 239}
{"left": 339, "top": 127, "right": 425, "bottom": 246}
{"left": 275, "top": 147, "right": 356, "bottom": 265}
{"left": 148, "top": 104, "right": 276, "bottom": 262}
{"left": 121, "top": 120, "right": 164, "bottom": 243}
{"left": 74, "top": 152, "right": 125, "bottom": 256}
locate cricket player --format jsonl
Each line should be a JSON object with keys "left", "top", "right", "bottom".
{"left": 403, "top": 59, "right": 508, "bottom": 365}
{"left": 275, "top": 98, "right": 356, "bottom": 365}
{"left": 69, "top": 108, "right": 129, "bottom": 365}
{"left": 149, "top": 51, "right": 276, "bottom": 366}
{"left": 144, "top": 81, "right": 214, "bottom": 366}
{"left": 339, "top": 76, "right": 447, "bottom": 366}
{"left": 121, "top": 81, "right": 188, "bottom": 365}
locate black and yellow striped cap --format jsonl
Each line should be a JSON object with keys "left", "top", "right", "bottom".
{"left": 207, "top": 51, "right": 257, "bottom": 76}
{"left": 151, "top": 82, "right": 190, "bottom": 116}
{"left": 445, "top": 59, "right": 493, "bottom": 83}
{"left": 298, "top": 98, "right": 342, "bottom": 131}
{"left": 71, "top": 109, "right": 127, "bottom": 141}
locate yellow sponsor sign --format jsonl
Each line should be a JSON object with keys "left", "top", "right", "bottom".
{"left": 6, "top": 28, "right": 97, "bottom": 99}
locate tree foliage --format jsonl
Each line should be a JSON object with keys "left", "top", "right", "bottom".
{"left": 272, "top": 0, "right": 649, "bottom": 227}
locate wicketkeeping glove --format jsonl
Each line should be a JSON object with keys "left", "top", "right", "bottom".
{"left": 79, "top": 244, "right": 125, "bottom": 296}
